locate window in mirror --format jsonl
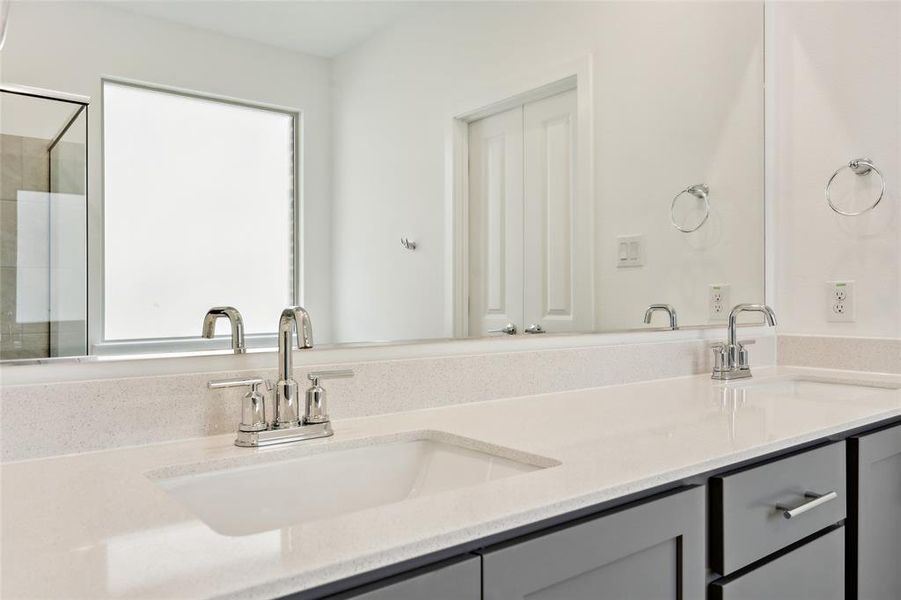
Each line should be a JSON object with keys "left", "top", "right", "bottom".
{"left": 102, "top": 80, "right": 297, "bottom": 343}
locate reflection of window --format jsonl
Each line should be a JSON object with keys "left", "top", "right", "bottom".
{"left": 102, "top": 80, "right": 296, "bottom": 342}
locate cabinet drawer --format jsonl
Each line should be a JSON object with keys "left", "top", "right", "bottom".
{"left": 711, "top": 442, "right": 846, "bottom": 574}
{"left": 709, "top": 527, "right": 844, "bottom": 600}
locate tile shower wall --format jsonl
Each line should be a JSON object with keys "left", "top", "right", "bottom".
{"left": 0, "top": 134, "right": 86, "bottom": 360}
{"left": 1, "top": 134, "right": 51, "bottom": 360}
{"left": 0, "top": 335, "right": 776, "bottom": 462}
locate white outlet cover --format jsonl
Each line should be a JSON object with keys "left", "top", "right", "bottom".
{"left": 709, "top": 283, "right": 731, "bottom": 321}
{"left": 826, "top": 281, "right": 855, "bottom": 322}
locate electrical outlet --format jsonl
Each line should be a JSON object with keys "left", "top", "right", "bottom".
{"left": 826, "top": 281, "right": 855, "bottom": 322}
{"left": 709, "top": 284, "right": 731, "bottom": 321}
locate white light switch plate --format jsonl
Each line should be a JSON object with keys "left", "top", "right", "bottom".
{"left": 826, "top": 280, "right": 855, "bottom": 322}
{"left": 709, "top": 284, "right": 731, "bottom": 321}
{"left": 616, "top": 235, "right": 645, "bottom": 268}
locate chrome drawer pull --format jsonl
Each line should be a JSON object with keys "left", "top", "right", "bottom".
{"left": 776, "top": 491, "right": 838, "bottom": 520}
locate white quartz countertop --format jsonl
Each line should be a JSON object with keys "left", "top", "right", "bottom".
{"left": 3, "top": 366, "right": 901, "bottom": 599}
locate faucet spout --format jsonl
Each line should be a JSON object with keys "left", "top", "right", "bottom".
{"left": 643, "top": 304, "right": 678, "bottom": 330}
{"left": 727, "top": 303, "right": 777, "bottom": 348}
{"left": 277, "top": 306, "right": 313, "bottom": 381}
{"left": 274, "top": 306, "right": 313, "bottom": 428}
{"left": 201, "top": 306, "right": 246, "bottom": 354}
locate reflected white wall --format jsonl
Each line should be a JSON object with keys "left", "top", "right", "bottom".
{"left": 330, "top": 2, "right": 765, "bottom": 342}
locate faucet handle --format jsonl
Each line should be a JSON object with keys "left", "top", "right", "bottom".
{"left": 737, "top": 339, "right": 756, "bottom": 347}
{"left": 305, "top": 370, "right": 354, "bottom": 425}
{"left": 709, "top": 343, "right": 727, "bottom": 371}
{"left": 208, "top": 377, "right": 271, "bottom": 432}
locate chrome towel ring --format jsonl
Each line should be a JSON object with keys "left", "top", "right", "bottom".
{"left": 671, "top": 184, "right": 710, "bottom": 233}
{"left": 825, "top": 158, "right": 885, "bottom": 216}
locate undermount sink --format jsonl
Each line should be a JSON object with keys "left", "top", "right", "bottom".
{"left": 733, "top": 376, "right": 900, "bottom": 400}
{"left": 150, "top": 432, "right": 557, "bottom": 536}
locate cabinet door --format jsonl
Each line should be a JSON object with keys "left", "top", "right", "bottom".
{"left": 710, "top": 527, "right": 844, "bottom": 600}
{"left": 326, "top": 555, "right": 480, "bottom": 600}
{"left": 849, "top": 423, "right": 901, "bottom": 600}
{"left": 480, "top": 487, "right": 705, "bottom": 600}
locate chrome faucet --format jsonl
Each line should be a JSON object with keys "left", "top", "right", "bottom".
{"left": 643, "top": 304, "right": 678, "bottom": 330}
{"left": 711, "top": 303, "right": 777, "bottom": 380}
{"left": 201, "top": 306, "right": 245, "bottom": 353}
{"left": 274, "top": 306, "right": 314, "bottom": 428}
{"left": 206, "top": 305, "right": 356, "bottom": 447}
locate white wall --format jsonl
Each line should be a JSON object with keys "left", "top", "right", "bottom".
{"left": 330, "top": 2, "right": 765, "bottom": 343}
{"left": 771, "top": 1, "right": 901, "bottom": 339}
{"left": 0, "top": 1, "right": 336, "bottom": 343}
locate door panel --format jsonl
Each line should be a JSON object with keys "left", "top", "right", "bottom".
{"left": 468, "top": 106, "right": 524, "bottom": 336}
{"left": 523, "top": 88, "right": 592, "bottom": 334}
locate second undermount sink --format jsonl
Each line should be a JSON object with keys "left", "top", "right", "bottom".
{"left": 150, "top": 432, "right": 557, "bottom": 536}
{"left": 733, "top": 376, "right": 900, "bottom": 400}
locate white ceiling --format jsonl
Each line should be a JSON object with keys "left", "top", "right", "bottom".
{"left": 109, "top": 1, "right": 427, "bottom": 58}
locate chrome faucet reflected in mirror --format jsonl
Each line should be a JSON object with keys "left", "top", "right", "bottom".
{"left": 711, "top": 303, "right": 777, "bottom": 380}
{"left": 201, "top": 306, "right": 246, "bottom": 354}
{"left": 643, "top": 304, "right": 678, "bottom": 330}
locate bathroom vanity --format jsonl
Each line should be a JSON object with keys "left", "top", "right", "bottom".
{"left": 2, "top": 368, "right": 899, "bottom": 600}
{"left": 330, "top": 424, "right": 900, "bottom": 600}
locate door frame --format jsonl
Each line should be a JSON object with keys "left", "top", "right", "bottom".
{"left": 446, "top": 56, "right": 595, "bottom": 338}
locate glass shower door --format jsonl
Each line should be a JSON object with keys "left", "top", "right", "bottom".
{"left": 0, "top": 89, "right": 87, "bottom": 360}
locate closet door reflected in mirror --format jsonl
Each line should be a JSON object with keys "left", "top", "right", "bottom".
{"left": 468, "top": 87, "right": 592, "bottom": 338}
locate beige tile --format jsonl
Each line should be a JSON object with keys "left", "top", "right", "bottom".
{"left": 21, "top": 136, "right": 50, "bottom": 158}
{"left": 0, "top": 134, "right": 23, "bottom": 156}
{"left": 51, "top": 158, "right": 85, "bottom": 195}
{"left": 0, "top": 200, "right": 17, "bottom": 268}
{"left": 0, "top": 266, "right": 16, "bottom": 315}
{"left": 22, "top": 156, "right": 49, "bottom": 193}
{"left": 0, "top": 332, "right": 49, "bottom": 360}
{"left": 1, "top": 148, "right": 23, "bottom": 202}
{"left": 49, "top": 319, "right": 86, "bottom": 356}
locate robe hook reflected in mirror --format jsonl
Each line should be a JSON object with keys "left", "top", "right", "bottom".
{"left": 400, "top": 237, "right": 417, "bottom": 251}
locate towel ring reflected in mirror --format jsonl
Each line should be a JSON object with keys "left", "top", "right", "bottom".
{"left": 671, "top": 183, "right": 710, "bottom": 233}
{"left": 825, "top": 158, "right": 886, "bottom": 216}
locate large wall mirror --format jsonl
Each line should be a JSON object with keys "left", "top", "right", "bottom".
{"left": 0, "top": 0, "right": 765, "bottom": 361}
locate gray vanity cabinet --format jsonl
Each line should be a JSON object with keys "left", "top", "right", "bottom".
{"left": 848, "top": 422, "right": 901, "bottom": 600}
{"left": 479, "top": 486, "right": 706, "bottom": 600}
{"left": 326, "top": 555, "right": 480, "bottom": 600}
{"left": 709, "top": 527, "right": 845, "bottom": 600}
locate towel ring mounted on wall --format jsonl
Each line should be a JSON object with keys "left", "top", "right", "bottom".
{"left": 670, "top": 184, "right": 710, "bottom": 233}
{"left": 825, "top": 158, "right": 886, "bottom": 216}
